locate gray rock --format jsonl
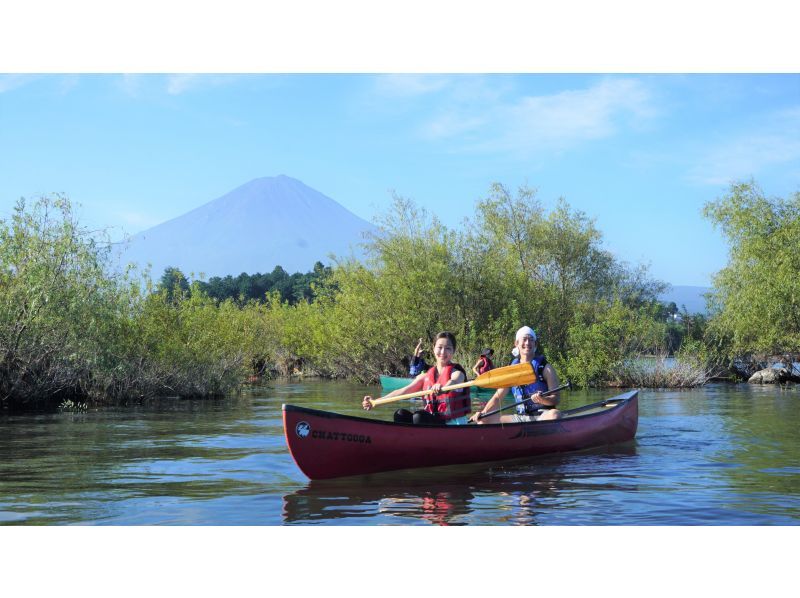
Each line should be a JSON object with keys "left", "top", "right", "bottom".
{"left": 748, "top": 367, "right": 790, "bottom": 384}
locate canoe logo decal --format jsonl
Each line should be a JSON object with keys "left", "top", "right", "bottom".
{"left": 296, "top": 421, "right": 311, "bottom": 438}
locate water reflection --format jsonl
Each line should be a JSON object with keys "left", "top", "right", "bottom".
{"left": 282, "top": 444, "right": 638, "bottom": 525}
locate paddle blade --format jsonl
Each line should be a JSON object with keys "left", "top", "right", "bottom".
{"left": 474, "top": 361, "right": 536, "bottom": 389}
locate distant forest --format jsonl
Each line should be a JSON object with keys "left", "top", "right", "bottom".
{"left": 159, "top": 262, "right": 333, "bottom": 305}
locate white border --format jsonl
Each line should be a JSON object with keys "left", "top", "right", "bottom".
{"left": 1, "top": 1, "right": 797, "bottom": 72}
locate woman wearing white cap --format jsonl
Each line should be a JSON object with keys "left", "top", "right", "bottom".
{"left": 469, "top": 326, "right": 561, "bottom": 423}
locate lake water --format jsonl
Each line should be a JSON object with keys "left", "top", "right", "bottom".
{"left": 1, "top": 380, "right": 798, "bottom": 525}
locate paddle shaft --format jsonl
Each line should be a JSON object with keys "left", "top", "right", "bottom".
{"left": 368, "top": 361, "right": 536, "bottom": 408}
{"left": 368, "top": 379, "right": 472, "bottom": 407}
{"left": 475, "top": 381, "right": 572, "bottom": 420}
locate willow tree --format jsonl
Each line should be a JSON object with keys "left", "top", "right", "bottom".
{"left": 703, "top": 181, "right": 800, "bottom": 359}
{"left": 316, "top": 194, "right": 464, "bottom": 380}
{"left": 0, "top": 195, "right": 127, "bottom": 407}
{"left": 467, "top": 183, "right": 665, "bottom": 363}
{"left": 304, "top": 183, "right": 667, "bottom": 384}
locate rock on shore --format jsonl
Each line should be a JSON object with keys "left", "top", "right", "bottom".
{"left": 748, "top": 366, "right": 798, "bottom": 384}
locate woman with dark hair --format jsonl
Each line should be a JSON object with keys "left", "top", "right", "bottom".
{"left": 363, "top": 331, "right": 471, "bottom": 425}
{"left": 409, "top": 337, "right": 429, "bottom": 376}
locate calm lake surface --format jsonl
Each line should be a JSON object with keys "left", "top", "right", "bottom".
{"left": 1, "top": 381, "right": 798, "bottom": 525}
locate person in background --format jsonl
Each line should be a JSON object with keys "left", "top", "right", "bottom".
{"left": 472, "top": 348, "right": 495, "bottom": 377}
{"left": 470, "top": 326, "right": 561, "bottom": 424}
{"left": 364, "top": 332, "right": 471, "bottom": 425}
{"left": 409, "top": 337, "right": 429, "bottom": 376}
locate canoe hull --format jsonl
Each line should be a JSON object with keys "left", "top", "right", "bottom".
{"left": 283, "top": 391, "right": 638, "bottom": 480}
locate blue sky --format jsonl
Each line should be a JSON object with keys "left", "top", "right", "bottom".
{"left": 2, "top": 73, "right": 798, "bottom": 287}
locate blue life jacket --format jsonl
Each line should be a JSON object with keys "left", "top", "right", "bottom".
{"left": 510, "top": 356, "right": 549, "bottom": 415}
{"left": 409, "top": 356, "right": 428, "bottom": 376}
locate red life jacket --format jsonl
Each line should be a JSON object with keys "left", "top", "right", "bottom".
{"left": 422, "top": 364, "right": 471, "bottom": 421}
{"left": 477, "top": 356, "right": 494, "bottom": 375}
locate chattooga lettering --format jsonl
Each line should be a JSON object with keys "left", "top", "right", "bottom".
{"left": 311, "top": 429, "right": 372, "bottom": 444}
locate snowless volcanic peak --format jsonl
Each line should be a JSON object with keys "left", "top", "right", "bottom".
{"left": 120, "top": 175, "right": 376, "bottom": 278}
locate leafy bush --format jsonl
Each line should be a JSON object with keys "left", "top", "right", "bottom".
{"left": 562, "top": 300, "right": 667, "bottom": 387}
{"left": 0, "top": 196, "right": 253, "bottom": 409}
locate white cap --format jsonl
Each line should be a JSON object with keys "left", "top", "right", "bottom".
{"left": 515, "top": 326, "right": 537, "bottom": 342}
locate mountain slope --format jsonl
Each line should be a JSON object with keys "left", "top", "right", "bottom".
{"left": 119, "top": 175, "right": 375, "bottom": 277}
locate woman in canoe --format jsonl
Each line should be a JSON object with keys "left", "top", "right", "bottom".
{"left": 471, "top": 347, "right": 495, "bottom": 377}
{"left": 363, "top": 331, "right": 471, "bottom": 425}
{"left": 470, "top": 326, "right": 561, "bottom": 424}
{"left": 409, "top": 337, "right": 429, "bottom": 376}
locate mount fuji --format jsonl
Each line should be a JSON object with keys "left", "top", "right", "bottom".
{"left": 118, "top": 176, "right": 376, "bottom": 278}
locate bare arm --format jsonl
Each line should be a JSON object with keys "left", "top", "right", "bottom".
{"left": 450, "top": 367, "right": 466, "bottom": 385}
{"left": 469, "top": 387, "right": 510, "bottom": 423}
{"left": 471, "top": 358, "right": 482, "bottom": 376}
{"left": 536, "top": 364, "right": 560, "bottom": 407}
{"left": 430, "top": 367, "right": 466, "bottom": 394}
{"left": 363, "top": 372, "right": 426, "bottom": 410}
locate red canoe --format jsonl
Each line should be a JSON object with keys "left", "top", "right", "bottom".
{"left": 283, "top": 390, "right": 638, "bottom": 480}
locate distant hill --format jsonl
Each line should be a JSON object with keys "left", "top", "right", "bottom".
{"left": 118, "top": 175, "right": 376, "bottom": 278}
{"left": 659, "top": 285, "right": 711, "bottom": 314}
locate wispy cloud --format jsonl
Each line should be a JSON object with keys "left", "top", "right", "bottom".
{"left": 115, "top": 73, "right": 244, "bottom": 98}
{"left": 166, "top": 74, "right": 200, "bottom": 95}
{"left": 416, "top": 77, "right": 658, "bottom": 156}
{"left": 502, "top": 79, "right": 656, "bottom": 147}
{"left": 118, "top": 210, "right": 165, "bottom": 230}
{"left": 373, "top": 74, "right": 452, "bottom": 97}
{"left": 56, "top": 75, "right": 80, "bottom": 95}
{"left": 117, "top": 74, "right": 145, "bottom": 97}
{"left": 421, "top": 111, "right": 487, "bottom": 139}
{"left": 0, "top": 74, "right": 37, "bottom": 93}
{"left": 688, "top": 106, "right": 800, "bottom": 185}
{"left": 165, "top": 74, "right": 242, "bottom": 95}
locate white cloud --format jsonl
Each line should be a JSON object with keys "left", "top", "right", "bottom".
{"left": 118, "top": 210, "right": 164, "bottom": 230}
{"left": 507, "top": 79, "right": 655, "bottom": 146}
{"left": 419, "top": 77, "right": 658, "bottom": 156}
{"left": 688, "top": 106, "right": 800, "bottom": 185}
{"left": 117, "top": 74, "right": 144, "bottom": 97}
{"left": 165, "top": 74, "right": 244, "bottom": 95}
{"left": 0, "top": 74, "right": 36, "bottom": 93}
{"left": 419, "top": 111, "right": 486, "bottom": 140}
{"left": 56, "top": 75, "right": 80, "bottom": 94}
{"left": 373, "top": 74, "right": 451, "bottom": 97}
{"left": 166, "top": 74, "right": 200, "bottom": 95}
{"left": 114, "top": 73, "right": 242, "bottom": 98}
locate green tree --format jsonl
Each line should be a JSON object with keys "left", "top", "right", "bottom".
{"left": 0, "top": 195, "right": 130, "bottom": 407}
{"left": 703, "top": 181, "right": 800, "bottom": 358}
{"left": 467, "top": 183, "right": 665, "bottom": 364}
{"left": 563, "top": 299, "right": 667, "bottom": 387}
{"left": 158, "top": 266, "right": 190, "bottom": 302}
{"left": 316, "top": 194, "right": 461, "bottom": 379}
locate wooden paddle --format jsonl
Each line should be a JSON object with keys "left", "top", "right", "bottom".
{"left": 367, "top": 361, "right": 537, "bottom": 408}
{"left": 472, "top": 381, "right": 572, "bottom": 421}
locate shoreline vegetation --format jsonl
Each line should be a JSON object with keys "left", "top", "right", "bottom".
{"left": 2, "top": 181, "right": 798, "bottom": 411}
